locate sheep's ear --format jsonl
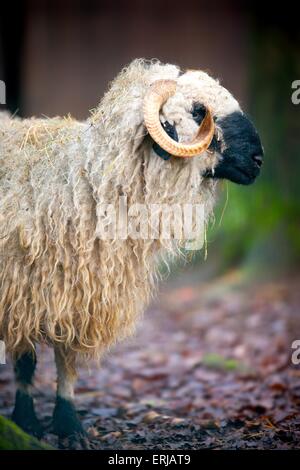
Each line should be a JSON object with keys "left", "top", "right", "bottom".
{"left": 152, "top": 121, "right": 178, "bottom": 160}
{"left": 191, "top": 102, "right": 207, "bottom": 125}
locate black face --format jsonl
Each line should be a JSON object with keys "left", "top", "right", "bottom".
{"left": 201, "top": 109, "right": 264, "bottom": 185}
{"left": 152, "top": 103, "right": 264, "bottom": 185}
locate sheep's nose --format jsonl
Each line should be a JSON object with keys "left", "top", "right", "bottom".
{"left": 252, "top": 154, "right": 263, "bottom": 168}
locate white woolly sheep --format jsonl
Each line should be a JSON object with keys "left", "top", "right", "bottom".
{"left": 0, "top": 59, "right": 263, "bottom": 440}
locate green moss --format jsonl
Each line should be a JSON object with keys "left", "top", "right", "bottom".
{"left": 202, "top": 353, "right": 241, "bottom": 371}
{"left": 0, "top": 416, "right": 54, "bottom": 450}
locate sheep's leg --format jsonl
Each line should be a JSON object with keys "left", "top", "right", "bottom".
{"left": 12, "top": 351, "right": 43, "bottom": 438}
{"left": 52, "top": 346, "right": 85, "bottom": 440}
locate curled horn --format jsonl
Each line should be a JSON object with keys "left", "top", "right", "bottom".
{"left": 143, "top": 79, "right": 215, "bottom": 158}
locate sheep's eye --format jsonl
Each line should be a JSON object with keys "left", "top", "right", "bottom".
{"left": 191, "top": 102, "right": 207, "bottom": 125}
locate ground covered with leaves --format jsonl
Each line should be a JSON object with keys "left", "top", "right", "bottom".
{"left": 1, "top": 272, "right": 300, "bottom": 449}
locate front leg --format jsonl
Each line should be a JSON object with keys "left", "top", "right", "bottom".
{"left": 12, "top": 351, "right": 43, "bottom": 438}
{"left": 53, "top": 346, "right": 85, "bottom": 440}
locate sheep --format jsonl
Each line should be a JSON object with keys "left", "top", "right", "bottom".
{"left": 0, "top": 59, "right": 263, "bottom": 441}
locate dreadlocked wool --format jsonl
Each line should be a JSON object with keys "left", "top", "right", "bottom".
{"left": 0, "top": 59, "right": 219, "bottom": 361}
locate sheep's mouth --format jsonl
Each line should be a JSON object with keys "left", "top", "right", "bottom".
{"left": 203, "top": 164, "right": 260, "bottom": 185}
{"left": 227, "top": 166, "right": 260, "bottom": 185}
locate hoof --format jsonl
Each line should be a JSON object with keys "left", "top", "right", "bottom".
{"left": 53, "top": 396, "right": 85, "bottom": 439}
{"left": 12, "top": 390, "right": 43, "bottom": 439}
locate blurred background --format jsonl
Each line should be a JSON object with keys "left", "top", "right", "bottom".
{"left": 0, "top": 0, "right": 299, "bottom": 280}
{"left": 0, "top": 0, "right": 300, "bottom": 450}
